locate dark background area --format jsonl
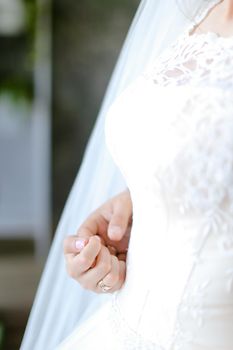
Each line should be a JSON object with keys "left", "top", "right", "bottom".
{"left": 52, "top": 0, "right": 138, "bottom": 226}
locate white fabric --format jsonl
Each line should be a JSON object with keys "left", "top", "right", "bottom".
{"left": 21, "top": 1, "right": 222, "bottom": 349}
{"left": 57, "top": 1, "right": 233, "bottom": 349}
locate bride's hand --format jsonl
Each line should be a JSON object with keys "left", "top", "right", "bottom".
{"left": 63, "top": 189, "right": 132, "bottom": 293}
{"left": 64, "top": 235, "right": 126, "bottom": 293}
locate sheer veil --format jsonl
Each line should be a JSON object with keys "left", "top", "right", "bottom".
{"left": 21, "top": 0, "right": 208, "bottom": 348}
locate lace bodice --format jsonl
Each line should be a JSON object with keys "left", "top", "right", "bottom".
{"left": 144, "top": 29, "right": 233, "bottom": 89}
{"left": 104, "top": 3, "right": 233, "bottom": 349}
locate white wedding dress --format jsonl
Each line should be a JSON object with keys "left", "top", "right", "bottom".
{"left": 57, "top": 5, "right": 233, "bottom": 350}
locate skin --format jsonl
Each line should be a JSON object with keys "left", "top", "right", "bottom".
{"left": 64, "top": 0, "right": 233, "bottom": 294}
{"left": 192, "top": 0, "right": 233, "bottom": 36}
{"left": 63, "top": 190, "right": 132, "bottom": 293}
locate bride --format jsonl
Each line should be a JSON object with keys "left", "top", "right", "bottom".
{"left": 21, "top": 0, "right": 233, "bottom": 349}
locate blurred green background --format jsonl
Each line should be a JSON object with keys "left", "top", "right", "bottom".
{"left": 0, "top": 0, "right": 138, "bottom": 349}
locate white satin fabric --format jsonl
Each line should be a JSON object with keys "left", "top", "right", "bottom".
{"left": 58, "top": 2, "right": 233, "bottom": 349}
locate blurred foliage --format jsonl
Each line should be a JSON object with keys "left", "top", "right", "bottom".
{"left": 0, "top": 79, "right": 33, "bottom": 102}
{"left": 0, "top": 0, "right": 37, "bottom": 101}
{"left": 24, "top": 0, "right": 37, "bottom": 38}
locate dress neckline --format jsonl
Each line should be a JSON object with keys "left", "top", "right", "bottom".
{"left": 187, "top": 0, "right": 233, "bottom": 42}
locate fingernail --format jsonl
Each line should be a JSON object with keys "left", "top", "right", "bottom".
{"left": 75, "top": 239, "right": 87, "bottom": 252}
{"left": 108, "top": 225, "right": 122, "bottom": 237}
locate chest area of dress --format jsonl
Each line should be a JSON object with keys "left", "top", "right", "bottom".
{"left": 105, "top": 77, "right": 223, "bottom": 186}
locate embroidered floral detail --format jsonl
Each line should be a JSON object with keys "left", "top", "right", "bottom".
{"left": 143, "top": 4, "right": 233, "bottom": 90}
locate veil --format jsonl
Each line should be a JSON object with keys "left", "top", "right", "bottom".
{"left": 21, "top": 0, "right": 208, "bottom": 348}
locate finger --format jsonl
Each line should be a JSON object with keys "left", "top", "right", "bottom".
{"left": 77, "top": 210, "right": 106, "bottom": 239}
{"left": 68, "top": 236, "right": 101, "bottom": 278}
{"left": 79, "top": 245, "right": 111, "bottom": 291}
{"left": 99, "top": 255, "right": 120, "bottom": 292}
{"left": 113, "top": 260, "right": 126, "bottom": 291}
{"left": 108, "top": 191, "right": 132, "bottom": 241}
{"left": 63, "top": 235, "right": 89, "bottom": 254}
{"left": 77, "top": 212, "right": 108, "bottom": 246}
{"left": 77, "top": 214, "right": 98, "bottom": 239}
{"left": 108, "top": 194, "right": 132, "bottom": 241}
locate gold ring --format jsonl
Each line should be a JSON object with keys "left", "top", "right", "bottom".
{"left": 98, "top": 279, "right": 112, "bottom": 293}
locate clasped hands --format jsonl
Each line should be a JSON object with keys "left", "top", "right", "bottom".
{"left": 63, "top": 190, "right": 132, "bottom": 293}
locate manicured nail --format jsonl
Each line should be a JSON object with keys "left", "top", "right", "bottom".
{"left": 75, "top": 239, "right": 87, "bottom": 252}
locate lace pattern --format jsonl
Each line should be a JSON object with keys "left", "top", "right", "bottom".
{"left": 144, "top": 0, "right": 233, "bottom": 89}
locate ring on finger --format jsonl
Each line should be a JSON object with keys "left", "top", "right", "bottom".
{"left": 97, "top": 279, "right": 112, "bottom": 293}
